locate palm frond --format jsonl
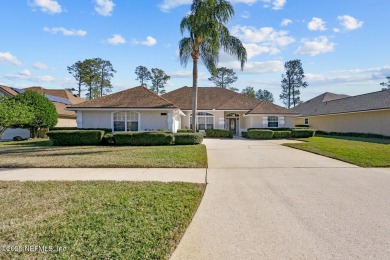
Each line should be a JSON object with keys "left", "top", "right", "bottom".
{"left": 179, "top": 37, "right": 193, "bottom": 67}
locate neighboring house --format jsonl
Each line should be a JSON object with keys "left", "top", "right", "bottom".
{"left": 68, "top": 86, "right": 296, "bottom": 135}
{"left": 293, "top": 90, "right": 390, "bottom": 136}
{"left": 0, "top": 85, "right": 84, "bottom": 140}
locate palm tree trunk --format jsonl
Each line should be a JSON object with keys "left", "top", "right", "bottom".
{"left": 192, "top": 57, "right": 198, "bottom": 133}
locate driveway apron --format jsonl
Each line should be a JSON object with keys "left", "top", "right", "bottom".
{"left": 171, "top": 138, "right": 390, "bottom": 259}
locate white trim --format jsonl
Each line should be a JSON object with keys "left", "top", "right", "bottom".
{"left": 111, "top": 111, "right": 140, "bottom": 132}
{"left": 190, "top": 112, "right": 215, "bottom": 130}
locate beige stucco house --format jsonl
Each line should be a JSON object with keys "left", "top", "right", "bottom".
{"left": 68, "top": 86, "right": 296, "bottom": 135}
{"left": 293, "top": 90, "right": 390, "bottom": 136}
{"left": 0, "top": 85, "right": 84, "bottom": 140}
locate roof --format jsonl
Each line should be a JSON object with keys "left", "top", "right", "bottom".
{"left": 25, "top": 86, "right": 84, "bottom": 104}
{"left": 70, "top": 86, "right": 177, "bottom": 109}
{"left": 0, "top": 85, "right": 19, "bottom": 96}
{"left": 293, "top": 90, "right": 390, "bottom": 117}
{"left": 162, "top": 86, "right": 294, "bottom": 115}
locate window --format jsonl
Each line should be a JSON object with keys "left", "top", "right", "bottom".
{"left": 268, "top": 116, "right": 278, "bottom": 128}
{"left": 113, "top": 111, "right": 138, "bottom": 132}
{"left": 190, "top": 112, "right": 214, "bottom": 130}
{"left": 304, "top": 118, "right": 309, "bottom": 125}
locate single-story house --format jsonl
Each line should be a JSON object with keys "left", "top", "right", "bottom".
{"left": 0, "top": 85, "right": 84, "bottom": 140}
{"left": 68, "top": 86, "right": 297, "bottom": 135}
{"left": 293, "top": 90, "right": 390, "bottom": 136}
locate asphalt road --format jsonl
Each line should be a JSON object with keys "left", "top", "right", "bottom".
{"left": 171, "top": 138, "right": 390, "bottom": 259}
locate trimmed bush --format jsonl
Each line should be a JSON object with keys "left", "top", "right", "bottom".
{"left": 291, "top": 129, "right": 315, "bottom": 138}
{"left": 47, "top": 130, "right": 104, "bottom": 146}
{"left": 113, "top": 132, "right": 174, "bottom": 146}
{"left": 174, "top": 133, "right": 203, "bottom": 145}
{"left": 294, "top": 125, "right": 310, "bottom": 128}
{"left": 177, "top": 129, "right": 193, "bottom": 133}
{"left": 273, "top": 131, "right": 292, "bottom": 139}
{"left": 241, "top": 131, "right": 248, "bottom": 138}
{"left": 248, "top": 128, "right": 291, "bottom": 132}
{"left": 205, "top": 129, "right": 233, "bottom": 138}
{"left": 247, "top": 130, "right": 274, "bottom": 139}
{"left": 102, "top": 133, "right": 116, "bottom": 145}
{"left": 50, "top": 127, "right": 112, "bottom": 134}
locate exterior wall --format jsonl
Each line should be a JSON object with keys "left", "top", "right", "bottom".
{"left": 56, "top": 117, "right": 77, "bottom": 127}
{"left": 1, "top": 128, "right": 30, "bottom": 140}
{"left": 79, "top": 111, "right": 113, "bottom": 129}
{"left": 297, "top": 110, "right": 390, "bottom": 136}
{"left": 140, "top": 111, "right": 169, "bottom": 131}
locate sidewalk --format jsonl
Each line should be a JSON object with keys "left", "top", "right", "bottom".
{"left": 0, "top": 168, "right": 206, "bottom": 183}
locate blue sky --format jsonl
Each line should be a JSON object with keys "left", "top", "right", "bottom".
{"left": 0, "top": 0, "right": 389, "bottom": 106}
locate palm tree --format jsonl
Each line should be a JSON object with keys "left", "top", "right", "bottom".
{"left": 179, "top": 0, "right": 247, "bottom": 132}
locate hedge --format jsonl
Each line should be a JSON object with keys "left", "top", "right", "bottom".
{"left": 242, "top": 131, "right": 248, "bottom": 138}
{"left": 291, "top": 129, "right": 315, "bottom": 138}
{"left": 174, "top": 133, "right": 203, "bottom": 145}
{"left": 205, "top": 129, "right": 233, "bottom": 138}
{"left": 113, "top": 132, "right": 174, "bottom": 146}
{"left": 248, "top": 127, "right": 291, "bottom": 132}
{"left": 273, "top": 131, "right": 292, "bottom": 139}
{"left": 50, "top": 127, "right": 112, "bottom": 134}
{"left": 294, "top": 125, "right": 310, "bottom": 128}
{"left": 47, "top": 130, "right": 104, "bottom": 146}
{"left": 177, "top": 129, "right": 193, "bottom": 133}
{"left": 247, "top": 130, "right": 274, "bottom": 139}
{"left": 315, "top": 131, "right": 390, "bottom": 139}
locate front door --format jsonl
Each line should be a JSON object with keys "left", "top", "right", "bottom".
{"left": 229, "top": 118, "right": 237, "bottom": 135}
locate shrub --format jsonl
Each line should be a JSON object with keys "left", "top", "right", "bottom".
{"left": 50, "top": 127, "right": 112, "bottom": 134}
{"left": 291, "top": 129, "right": 315, "bottom": 138}
{"left": 47, "top": 130, "right": 104, "bottom": 146}
{"left": 241, "top": 131, "right": 248, "bottom": 138}
{"left": 205, "top": 129, "right": 233, "bottom": 138}
{"left": 174, "top": 133, "right": 203, "bottom": 145}
{"left": 273, "top": 131, "right": 291, "bottom": 139}
{"left": 294, "top": 125, "right": 310, "bottom": 128}
{"left": 247, "top": 130, "right": 274, "bottom": 139}
{"left": 102, "top": 133, "right": 116, "bottom": 145}
{"left": 177, "top": 129, "right": 193, "bottom": 133}
{"left": 113, "top": 132, "right": 174, "bottom": 146}
{"left": 248, "top": 128, "right": 291, "bottom": 132}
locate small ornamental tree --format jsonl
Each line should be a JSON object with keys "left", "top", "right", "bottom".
{"left": 0, "top": 97, "right": 34, "bottom": 137}
{"left": 13, "top": 90, "right": 58, "bottom": 138}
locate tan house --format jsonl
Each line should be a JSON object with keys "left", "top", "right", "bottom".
{"left": 293, "top": 90, "right": 390, "bottom": 136}
{"left": 0, "top": 85, "right": 84, "bottom": 140}
{"left": 68, "top": 86, "right": 296, "bottom": 135}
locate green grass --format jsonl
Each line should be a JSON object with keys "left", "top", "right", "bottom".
{"left": 284, "top": 136, "right": 390, "bottom": 167}
{"left": 0, "top": 181, "right": 205, "bottom": 259}
{"left": 0, "top": 139, "right": 207, "bottom": 168}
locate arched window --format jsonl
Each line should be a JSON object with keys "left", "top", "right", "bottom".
{"left": 190, "top": 112, "right": 214, "bottom": 130}
{"left": 113, "top": 111, "right": 139, "bottom": 132}
{"left": 268, "top": 116, "right": 279, "bottom": 128}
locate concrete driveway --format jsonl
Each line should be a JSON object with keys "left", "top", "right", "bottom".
{"left": 171, "top": 138, "right": 390, "bottom": 259}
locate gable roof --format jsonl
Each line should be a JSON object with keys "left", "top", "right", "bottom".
{"left": 70, "top": 86, "right": 177, "bottom": 109}
{"left": 25, "top": 86, "right": 84, "bottom": 104}
{"left": 0, "top": 85, "right": 19, "bottom": 96}
{"left": 161, "top": 86, "right": 294, "bottom": 114}
{"left": 293, "top": 90, "right": 390, "bottom": 117}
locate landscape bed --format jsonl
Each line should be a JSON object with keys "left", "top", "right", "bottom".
{"left": 284, "top": 136, "right": 390, "bottom": 167}
{"left": 0, "top": 181, "right": 205, "bottom": 259}
{"left": 0, "top": 140, "right": 207, "bottom": 168}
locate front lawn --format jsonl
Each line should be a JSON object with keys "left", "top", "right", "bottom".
{"left": 0, "top": 181, "right": 205, "bottom": 259}
{"left": 284, "top": 136, "right": 390, "bottom": 167}
{"left": 0, "top": 139, "right": 207, "bottom": 168}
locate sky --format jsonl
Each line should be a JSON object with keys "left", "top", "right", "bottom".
{"left": 0, "top": 0, "right": 389, "bottom": 106}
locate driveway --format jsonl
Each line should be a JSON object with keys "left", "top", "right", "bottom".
{"left": 171, "top": 138, "right": 390, "bottom": 259}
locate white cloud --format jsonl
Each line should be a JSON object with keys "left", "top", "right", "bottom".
{"left": 5, "top": 70, "right": 55, "bottom": 82}
{"left": 281, "top": 18, "right": 292, "bottom": 27}
{"left": 333, "top": 28, "right": 340, "bottom": 33}
{"left": 241, "top": 11, "right": 250, "bottom": 19}
{"left": 132, "top": 36, "right": 157, "bottom": 47}
{"left": 159, "top": 0, "right": 286, "bottom": 12}
{"left": 294, "top": 36, "right": 335, "bottom": 56}
{"left": 19, "top": 69, "right": 32, "bottom": 77}
{"left": 95, "top": 0, "right": 115, "bottom": 16}
{"left": 43, "top": 27, "right": 87, "bottom": 36}
{"left": 33, "top": 62, "right": 48, "bottom": 70}
{"left": 308, "top": 17, "right": 327, "bottom": 31}
{"left": 0, "top": 52, "right": 22, "bottom": 66}
{"left": 29, "top": 0, "right": 62, "bottom": 14}
{"left": 243, "top": 43, "right": 280, "bottom": 59}
{"left": 231, "top": 25, "right": 295, "bottom": 46}
{"left": 107, "top": 34, "right": 126, "bottom": 45}
{"left": 219, "top": 59, "right": 284, "bottom": 74}
{"left": 337, "top": 15, "right": 364, "bottom": 31}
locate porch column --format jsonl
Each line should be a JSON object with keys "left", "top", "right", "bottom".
{"left": 76, "top": 111, "right": 83, "bottom": 128}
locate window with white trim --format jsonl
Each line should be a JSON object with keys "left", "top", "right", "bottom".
{"left": 190, "top": 112, "right": 214, "bottom": 130}
{"left": 268, "top": 116, "right": 279, "bottom": 128}
{"left": 304, "top": 118, "right": 309, "bottom": 125}
{"left": 113, "top": 111, "right": 138, "bottom": 132}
